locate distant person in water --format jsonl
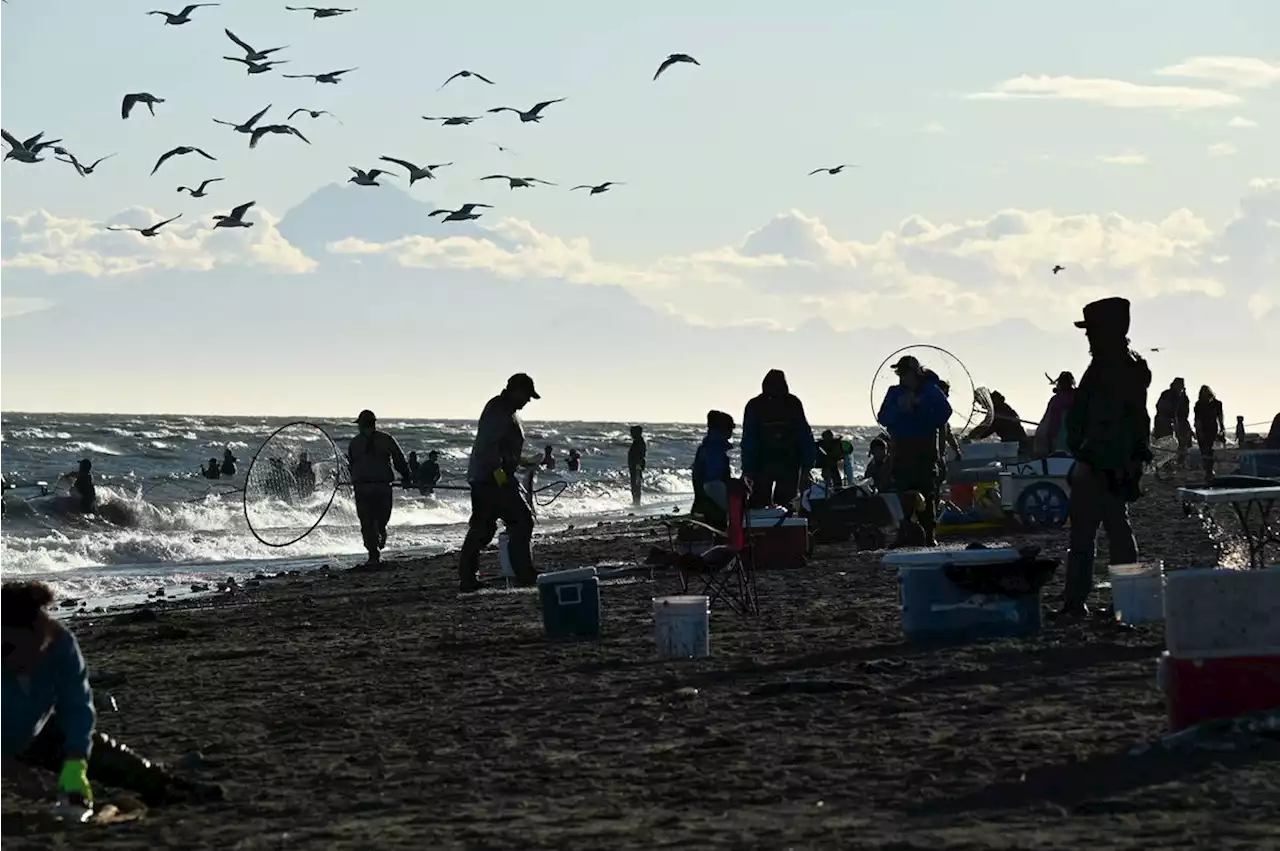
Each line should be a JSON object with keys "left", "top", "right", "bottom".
{"left": 566, "top": 449, "right": 582, "bottom": 472}
{"left": 1193, "top": 386, "right": 1225, "bottom": 483}
{"left": 72, "top": 460, "right": 97, "bottom": 514}
{"left": 741, "top": 369, "right": 816, "bottom": 509}
{"left": 458, "top": 373, "right": 541, "bottom": 592}
{"left": 294, "top": 452, "right": 316, "bottom": 497}
{"left": 220, "top": 449, "right": 237, "bottom": 477}
{"left": 691, "top": 410, "right": 735, "bottom": 528}
{"left": 1235, "top": 416, "right": 1247, "bottom": 446}
{"left": 202, "top": 458, "right": 221, "bottom": 480}
{"left": 407, "top": 452, "right": 421, "bottom": 484}
{"left": 419, "top": 450, "right": 442, "bottom": 496}
{"left": 2, "top": 580, "right": 225, "bottom": 809}
{"left": 347, "top": 410, "right": 412, "bottom": 567}
{"left": 627, "top": 426, "right": 647, "bottom": 506}
{"left": 542, "top": 445, "right": 556, "bottom": 470}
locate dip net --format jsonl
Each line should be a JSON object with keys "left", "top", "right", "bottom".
{"left": 870, "top": 345, "right": 985, "bottom": 437}
{"left": 243, "top": 421, "right": 346, "bottom": 547}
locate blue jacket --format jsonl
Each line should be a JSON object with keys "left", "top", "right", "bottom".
{"left": 692, "top": 429, "right": 732, "bottom": 490}
{"left": 877, "top": 381, "right": 953, "bottom": 440}
{"left": 2, "top": 628, "right": 96, "bottom": 758}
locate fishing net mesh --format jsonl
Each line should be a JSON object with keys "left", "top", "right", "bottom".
{"left": 871, "top": 345, "right": 982, "bottom": 435}
{"left": 243, "top": 422, "right": 345, "bottom": 547}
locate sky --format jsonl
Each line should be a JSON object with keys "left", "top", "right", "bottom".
{"left": 1, "top": 0, "right": 1278, "bottom": 426}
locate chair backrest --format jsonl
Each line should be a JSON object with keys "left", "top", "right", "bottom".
{"left": 726, "top": 479, "right": 747, "bottom": 550}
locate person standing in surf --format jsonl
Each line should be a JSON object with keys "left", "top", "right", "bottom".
{"left": 627, "top": 426, "right": 647, "bottom": 506}
{"left": 458, "top": 374, "right": 541, "bottom": 592}
{"left": 347, "top": 410, "right": 412, "bottom": 567}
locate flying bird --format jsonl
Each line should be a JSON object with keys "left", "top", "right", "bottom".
{"left": 122, "top": 93, "right": 165, "bottom": 119}
{"left": 56, "top": 152, "right": 116, "bottom": 176}
{"left": 148, "top": 4, "right": 218, "bottom": 25}
{"left": 2, "top": 130, "right": 59, "bottom": 163}
{"left": 429, "top": 203, "right": 492, "bottom": 222}
{"left": 422, "top": 115, "right": 481, "bottom": 126}
{"left": 289, "top": 108, "right": 342, "bottom": 124}
{"left": 151, "top": 145, "right": 216, "bottom": 175}
{"left": 106, "top": 213, "right": 182, "bottom": 237}
{"left": 486, "top": 98, "right": 565, "bottom": 123}
{"left": 177, "top": 177, "right": 224, "bottom": 197}
{"left": 492, "top": 143, "right": 514, "bottom": 154}
{"left": 481, "top": 174, "right": 555, "bottom": 190}
{"left": 377, "top": 157, "right": 451, "bottom": 185}
{"left": 284, "top": 6, "right": 355, "bottom": 18}
{"left": 224, "top": 28, "right": 287, "bottom": 61}
{"left": 439, "top": 69, "right": 495, "bottom": 90}
{"left": 225, "top": 56, "right": 289, "bottom": 75}
{"left": 571, "top": 181, "right": 624, "bottom": 195}
{"left": 1052, "top": 265, "right": 1065, "bottom": 274}
{"left": 283, "top": 68, "right": 357, "bottom": 84}
{"left": 348, "top": 166, "right": 394, "bottom": 186}
{"left": 249, "top": 124, "right": 310, "bottom": 149}
{"left": 212, "top": 201, "right": 256, "bottom": 229}
{"left": 809, "top": 164, "right": 857, "bottom": 176}
{"left": 213, "top": 104, "right": 271, "bottom": 134}
{"left": 654, "top": 53, "right": 699, "bottom": 81}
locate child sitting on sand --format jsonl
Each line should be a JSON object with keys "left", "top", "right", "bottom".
{"left": 1, "top": 580, "right": 224, "bottom": 809}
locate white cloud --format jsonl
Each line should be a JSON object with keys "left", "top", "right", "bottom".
{"left": 967, "top": 75, "right": 1241, "bottom": 109}
{"left": 1156, "top": 56, "right": 1280, "bottom": 89}
{"left": 1228, "top": 116, "right": 1258, "bottom": 129}
{"left": 1, "top": 297, "right": 55, "bottom": 319}
{"left": 1208, "top": 142, "right": 1238, "bottom": 158}
{"left": 1249, "top": 292, "right": 1275, "bottom": 320}
{"left": 1098, "top": 154, "right": 1148, "bottom": 165}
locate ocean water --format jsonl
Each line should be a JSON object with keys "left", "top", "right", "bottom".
{"left": 1, "top": 413, "right": 878, "bottom": 600}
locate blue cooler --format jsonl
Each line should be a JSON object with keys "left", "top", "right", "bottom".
{"left": 536, "top": 567, "right": 601, "bottom": 639}
{"left": 883, "top": 547, "right": 1044, "bottom": 641}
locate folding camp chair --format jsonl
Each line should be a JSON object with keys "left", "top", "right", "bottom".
{"left": 664, "top": 478, "right": 760, "bottom": 615}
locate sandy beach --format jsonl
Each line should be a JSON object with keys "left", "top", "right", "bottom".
{"left": 3, "top": 470, "right": 1278, "bottom": 850}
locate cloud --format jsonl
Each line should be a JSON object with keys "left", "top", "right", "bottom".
{"left": 1, "top": 297, "right": 54, "bottom": 319}
{"left": 967, "top": 75, "right": 1241, "bottom": 109}
{"left": 1156, "top": 56, "right": 1280, "bottom": 89}
{"left": 1098, "top": 154, "right": 1148, "bottom": 165}
{"left": 921, "top": 122, "right": 946, "bottom": 134}
{"left": 1227, "top": 116, "right": 1258, "bottom": 129}
{"left": 1208, "top": 142, "right": 1238, "bottom": 158}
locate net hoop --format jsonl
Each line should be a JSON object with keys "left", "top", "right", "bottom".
{"left": 242, "top": 420, "right": 342, "bottom": 548}
{"left": 869, "top": 344, "right": 981, "bottom": 435}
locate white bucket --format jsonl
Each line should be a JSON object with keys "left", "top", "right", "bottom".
{"left": 498, "top": 534, "right": 533, "bottom": 579}
{"left": 1109, "top": 562, "right": 1164, "bottom": 625}
{"left": 653, "top": 595, "right": 710, "bottom": 659}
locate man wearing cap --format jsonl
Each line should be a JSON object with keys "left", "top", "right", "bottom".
{"left": 876, "top": 355, "right": 953, "bottom": 546}
{"left": 1034, "top": 371, "right": 1077, "bottom": 456}
{"left": 458, "top": 373, "right": 541, "bottom": 592}
{"left": 348, "top": 410, "right": 413, "bottom": 567}
{"left": 1062, "top": 297, "right": 1153, "bottom": 617}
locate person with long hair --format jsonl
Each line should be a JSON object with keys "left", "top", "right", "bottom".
{"left": 2, "top": 581, "right": 223, "bottom": 810}
{"left": 1193, "top": 386, "right": 1226, "bottom": 482}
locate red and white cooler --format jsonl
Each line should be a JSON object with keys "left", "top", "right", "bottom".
{"left": 748, "top": 508, "right": 809, "bottom": 570}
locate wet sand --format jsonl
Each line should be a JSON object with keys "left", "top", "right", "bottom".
{"left": 4, "top": 470, "right": 1279, "bottom": 850}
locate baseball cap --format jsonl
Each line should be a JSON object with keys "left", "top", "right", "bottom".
{"left": 506, "top": 373, "right": 540, "bottom": 399}
{"left": 355, "top": 409, "right": 376, "bottom": 425}
{"left": 891, "top": 355, "right": 921, "bottom": 373}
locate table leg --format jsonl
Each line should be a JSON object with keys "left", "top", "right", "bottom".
{"left": 1229, "top": 498, "right": 1279, "bottom": 569}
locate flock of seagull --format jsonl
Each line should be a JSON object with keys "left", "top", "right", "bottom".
{"left": 2, "top": 5, "right": 863, "bottom": 240}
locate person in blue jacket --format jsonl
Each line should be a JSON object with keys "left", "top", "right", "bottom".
{"left": 2, "top": 580, "right": 223, "bottom": 808}
{"left": 691, "top": 410, "right": 735, "bottom": 527}
{"left": 876, "top": 355, "right": 953, "bottom": 545}
{"left": 741, "top": 369, "right": 816, "bottom": 509}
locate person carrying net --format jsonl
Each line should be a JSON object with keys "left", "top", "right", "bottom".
{"left": 347, "top": 410, "right": 412, "bottom": 567}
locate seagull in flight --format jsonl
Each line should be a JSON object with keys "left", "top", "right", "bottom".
{"left": 1051, "top": 265, "right": 1065, "bottom": 275}
{"left": 122, "top": 93, "right": 165, "bottom": 119}
{"left": 481, "top": 174, "right": 555, "bottom": 190}
{"left": 213, "top": 104, "right": 271, "bottom": 134}
{"left": 285, "top": 6, "right": 356, "bottom": 18}
{"left": 289, "top": 108, "right": 342, "bottom": 124}
{"left": 148, "top": 4, "right": 218, "bottom": 25}
{"left": 439, "top": 69, "right": 495, "bottom": 90}
{"left": 212, "top": 201, "right": 256, "bottom": 229}
{"left": 283, "top": 68, "right": 357, "bottom": 84}
{"left": 56, "top": 152, "right": 116, "bottom": 176}
{"left": 225, "top": 56, "right": 289, "bottom": 75}
{"left": 2, "top": 130, "right": 59, "bottom": 163}
{"left": 653, "top": 53, "right": 699, "bottom": 81}
{"left": 177, "top": 177, "right": 224, "bottom": 197}
{"left": 250, "top": 124, "right": 310, "bottom": 149}
{"left": 151, "top": 145, "right": 216, "bottom": 175}
{"left": 572, "top": 181, "right": 624, "bottom": 195}
{"left": 378, "top": 157, "right": 451, "bottom": 185}
{"left": 224, "top": 28, "right": 287, "bottom": 61}
{"left": 348, "top": 167, "right": 394, "bottom": 186}
{"left": 422, "top": 115, "right": 482, "bottom": 126}
{"left": 492, "top": 143, "right": 515, "bottom": 154}
{"left": 809, "top": 164, "right": 857, "bottom": 176}
{"left": 429, "top": 203, "right": 492, "bottom": 222}
{"left": 487, "top": 98, "right": 565, "bottom": 123}
{"left": 107, "top": 213, "right": 182, "bottom": 237}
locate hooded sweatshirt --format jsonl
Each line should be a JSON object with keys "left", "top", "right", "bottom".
{"left": 692, "top": 427, "right": 732, "bottom": 494}
{"left": 1066, "top": 347, "right": 1152, "bottom": 471}
{"left": 740, "top": 370, "right": 816, "bottom": 476}
{"left": 877, "top": 374, "right": 953, "bottom": 440}
{"left": 1, "top": 626, "right": 96, "bottom": 759}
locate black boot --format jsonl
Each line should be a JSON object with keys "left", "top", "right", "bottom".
{"left": 1055, "top": 549, "right": 1095, "bottom": 619}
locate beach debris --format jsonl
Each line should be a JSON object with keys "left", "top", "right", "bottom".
{"left": 672, "top": 687, "right": 700, "bottom": 701}
{"left": 151, "top": 586, "right": 166, "bottom": 597}
{"left": 189, "top": 583, "right": 210, "bottom": 592}
{"left": 59, "top": 598, "right": 80, "bottom": 608}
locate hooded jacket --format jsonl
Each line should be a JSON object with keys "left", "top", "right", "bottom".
{"left": 877, "top": 374, "right": 953, "bottom": 440}
{"left": 740, "top": 370, "right": 816, "bottom": 475}
{"left": 692, "top": 427, "right": 732, "bottom": 494}
{"left": 1066, "top": 348, "right": 1152, "bottom": 471}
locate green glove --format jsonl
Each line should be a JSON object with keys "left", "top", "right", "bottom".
{"left": 493, "top": 469, "right": 509, "bottom": 486}
{"left": 58, "top": 759, "right": 92, "bottom": 803}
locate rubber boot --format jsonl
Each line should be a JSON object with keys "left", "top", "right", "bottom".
{"left": 1057, "top": 549, "right": 1094, "bottom": 618}
{"left": 88, "top": 732, "right": 225, "bottom": 807}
